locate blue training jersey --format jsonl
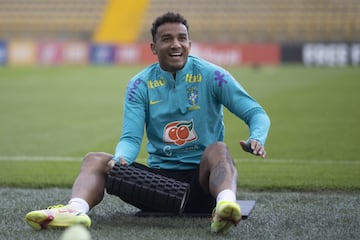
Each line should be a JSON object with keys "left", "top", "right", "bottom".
{"left": 114, "top": 56, "right": 270, "bottom": 170}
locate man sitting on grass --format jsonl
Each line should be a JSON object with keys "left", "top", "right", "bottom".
{"left": 25, "top": 12, "right": 270, "bottom": 234}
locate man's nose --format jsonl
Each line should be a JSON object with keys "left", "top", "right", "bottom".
{"left": 171, "top": 39, "right": 181, "bottom": 48}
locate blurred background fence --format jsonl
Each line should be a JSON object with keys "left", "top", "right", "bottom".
{"left": 0, "top": 0, "right": 359, "bottom": 66}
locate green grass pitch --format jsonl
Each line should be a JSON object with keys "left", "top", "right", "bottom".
{"left": 0, "top": 65, "right": 360, "bottom": 239}
{"left": 0, "top": 65, "right": 359, "bottom": 190}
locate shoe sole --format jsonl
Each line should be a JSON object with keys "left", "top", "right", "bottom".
{"left": 211, "top": 202, "right": 242, "bottom": 233}
{"left": 26, "top": 211, "right": 91, "bottom": 230}
{"left": 26, "top": 211, "right": 54, "bottom": 230}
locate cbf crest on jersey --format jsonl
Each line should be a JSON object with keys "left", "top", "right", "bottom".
{"left": 186, "top": 86, "right": 200, "bottom": 111}
{"left": 163, "top": 120, "right": 198, "bottom": 146}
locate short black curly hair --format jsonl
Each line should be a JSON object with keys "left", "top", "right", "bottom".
{"left": 151, "top": 12, "right": 189, "bottom": 42}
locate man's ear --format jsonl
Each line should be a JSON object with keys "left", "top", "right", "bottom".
{"left": 150, "top": 42, "right": 157, "bottom": 55}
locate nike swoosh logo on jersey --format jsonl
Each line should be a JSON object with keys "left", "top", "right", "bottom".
{"left": 150, "top": 100, "right": 162, "bottom": 105}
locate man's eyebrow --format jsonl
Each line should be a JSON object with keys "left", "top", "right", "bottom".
{"left": 158, "top": 32, "right": 188, "bottom": 41}
{"left": 160, "top": 33, "right": 172, "bottom": 38}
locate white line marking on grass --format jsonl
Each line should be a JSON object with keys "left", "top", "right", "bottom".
{"left": 0, "top": 156, "right": 82, "bottom": 161}
{"left": 238, "top": 158, "right": 360, "bottom": 165}
{"left": 0, "top": 156, "right": 359, "bottom": 165}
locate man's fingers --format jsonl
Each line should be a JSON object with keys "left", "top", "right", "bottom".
{"left": 107, "top": 158, "right": 128, "bottom": 174}
{"left": 250, "top": 141, "right": 260, "bottom": 154}
{"left": 240, "top": 140, "right": 266, "bottom": 158}
{"left": 119, "top": 158, "right": 128, "bottom": 166}
{"left": 251, "top": 141, "right": 266, "bottom": 158}
{"left": 106, "top": 159, "right": 116, "bottom": 174}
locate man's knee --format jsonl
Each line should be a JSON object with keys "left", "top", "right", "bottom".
{"left": 82, "top": 152, "right": 113, "bottom": 172}
{"left": 203, "top": 142, "right": 230, "bottom": 160}
{"left": 202, "top": 142, "right": 236, "bottom": 170}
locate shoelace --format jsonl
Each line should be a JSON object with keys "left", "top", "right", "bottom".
{"left": 47, "top": 204, "right": 65, "bottom": 209}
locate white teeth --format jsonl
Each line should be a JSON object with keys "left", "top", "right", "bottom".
{"left": 170, "top": 53, "right": 181, "bottom": 56}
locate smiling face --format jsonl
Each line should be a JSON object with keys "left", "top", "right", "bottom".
{"left": 151, "top": 22, "right": 191, "bottom": 74}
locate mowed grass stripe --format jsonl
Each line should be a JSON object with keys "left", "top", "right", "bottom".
{"left": 0, "top": 155, "right": 359, "bottom": 165}
{"left": 1, "top": 66, "right": 359, "bottom": 160}
{"left": 1, "top": 159, "right": 359, "bottom": 191}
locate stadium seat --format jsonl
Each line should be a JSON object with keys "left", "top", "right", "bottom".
{"left": 0, "top": 0, "right": 107, "bottom": 40}
{"left": 138, "top": 0, "right": 360, "bottom": 43}
{"left": 0, "top": 0, "right": 359, "bottom": 42}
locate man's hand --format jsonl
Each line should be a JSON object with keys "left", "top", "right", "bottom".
{"left": 240, "top": 140, "right": 266, "bottom": 158}
{"left": 106, "top": 158, "right": 128, "bottom": 174}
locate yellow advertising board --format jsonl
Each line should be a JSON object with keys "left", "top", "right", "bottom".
{"left": 8, "top": 41, "right": 37, "bottom": 65}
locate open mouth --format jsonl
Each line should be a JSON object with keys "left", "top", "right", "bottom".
{"left": 169, "top": 52, "right": 183, "bottom": 58}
